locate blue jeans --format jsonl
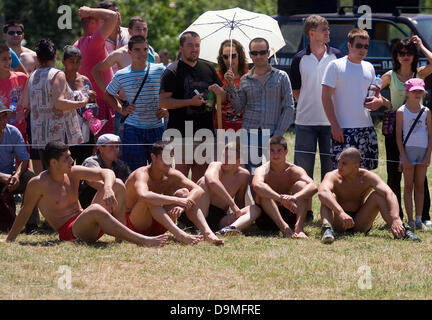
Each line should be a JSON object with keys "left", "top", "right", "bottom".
{"left": 245, "top": 129, "right": 270, "bottom": 176}
{"left": 122, "top": 124, "right": 164, "bottom": 171}
{"left": 294, "top": 124, "right": 332, "bottom": 181}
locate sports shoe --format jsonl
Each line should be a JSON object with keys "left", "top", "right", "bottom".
{"left": 402, "top": 223, "right": 422, "bottom": 242}
{"left": 408, "top": 221, "right": 415, "bottom": 230}
{"left": 424, "top": 220, "right": 432, "bottom": 228}
{"left": 415, "top": 221, "right": 427, "bottom": 231}
{"left": 321, "top": 223, "right": 335, "bottom": 244}
{"left": 216, "top": 226, "right": 241, "bottom": 237}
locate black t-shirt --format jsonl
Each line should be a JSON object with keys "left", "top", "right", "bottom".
{"left": 160, "top": 59, "right": 222, "bottom": 137}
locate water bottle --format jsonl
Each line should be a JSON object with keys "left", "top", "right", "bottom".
{"left": 367, "top": 74, "right": 382, "bottom": 98}
{"left": 82, "top": 81, "right": 98, "bottom": 117}
{"left": 8, "top": 98, "right": 17, "bottom": 124}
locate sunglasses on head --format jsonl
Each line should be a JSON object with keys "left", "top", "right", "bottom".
{"left": 7, "top": 30, "right": 23, "bottom": 36}
{"left": 398, "top": 51, "right": 414, "bottom": 57}
{"left": 222, "top": 53, "right": 237, "bottom": 60}
{"left": 354, "top": 43, "right": 369, "bottom": 50}
{"left": 250, "top": 50, "right": 268, "bottom": 56}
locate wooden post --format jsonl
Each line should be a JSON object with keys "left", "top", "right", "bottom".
{"left": 216, "top": 94, "right": 222, "bottom": 129}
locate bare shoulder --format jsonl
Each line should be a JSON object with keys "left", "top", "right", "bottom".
{"left": 360, "top": 169, "right": 381, "bottom": 184}
{"left": 320, "top": 170, "right": 338, "bottom": 187}
{"left": 255, "top": 162, "right": 269, "bottom": 175}
{"left": 237, "top": 166, "right": 250, "bottom": 178}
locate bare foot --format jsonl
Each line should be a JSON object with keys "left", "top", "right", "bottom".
{"left": 282, "top": 227, "right": 293, "bottom": 238}
{"left": 204, "top": 232, "right": 224, "bottom": 246}
{"left": 177, "top": 231, "right": 203, "bottom": 245}
{"left": 140, "top": 234, "right": 169, "bottom": 247}
{"left": 292, "top": 232, "right": 308, "bottom": 239}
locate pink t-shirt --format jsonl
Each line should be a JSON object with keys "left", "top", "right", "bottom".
{"left": 0, "top": 71, "right": 28, "bottom": 139}
{"left": 74, "top": 30, "right": 114, "bottom": 99}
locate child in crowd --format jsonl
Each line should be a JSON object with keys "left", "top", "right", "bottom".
{"left": 396, "top": 78, "right": 432, "bottom": 230}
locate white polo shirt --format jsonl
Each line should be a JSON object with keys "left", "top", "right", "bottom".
{"left": 290, "top": 45, "right": 342, "bottom": 126}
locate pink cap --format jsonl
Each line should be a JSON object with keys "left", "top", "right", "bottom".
{"left": 404, "top": 78, "right": 425, "bottom": 92}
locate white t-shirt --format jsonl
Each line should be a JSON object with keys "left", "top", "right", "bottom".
{"left": 322, "top": 56, "right": 375, "bottom": 128}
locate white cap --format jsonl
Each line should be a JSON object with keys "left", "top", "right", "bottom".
{"left": 96, "top": 133, "right": 121, "bottom": 145}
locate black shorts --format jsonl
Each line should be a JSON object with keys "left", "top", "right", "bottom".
{"left": 255, "top": 205, "right": 297, "bottom": 231}
{"left": 177, "top": 204, "right": 227, "bottom": 232}
{"left": 206, "top": 204, "right": 227, "bottom": 232}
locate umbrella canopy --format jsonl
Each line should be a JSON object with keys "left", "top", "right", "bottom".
{"left": 182, "top": 7, "right": 286, "bottom": 63}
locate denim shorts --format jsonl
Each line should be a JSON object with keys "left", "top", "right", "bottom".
{"left": 403, "top": 146, "right": 427, "bottom": 165}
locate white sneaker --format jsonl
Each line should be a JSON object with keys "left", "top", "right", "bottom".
{"left": 424, "top": 220, "right": 432, "bottom": 228}
{"left": 415, "top": 221, "right": 427, "bottom": 231}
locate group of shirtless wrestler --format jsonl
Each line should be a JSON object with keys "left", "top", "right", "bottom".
{"left": 1, "top": 135, "right": 420, "bottom": 246}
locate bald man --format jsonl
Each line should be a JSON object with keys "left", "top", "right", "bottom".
{"left": 318, "top": 147, "right": 421, "bottom": 244}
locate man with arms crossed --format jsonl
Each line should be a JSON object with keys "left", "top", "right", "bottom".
{"left": 196, "top": 141, "right": 261, "bottom": 236}
{"left": 124, "top": 141, "right": 223, "bottom": 245}
{"left": 252, "top": 136, "right": 318, "bottom": 239}
{"left": 318, "top": 147, "right": 420, "bottom": 244}
{"left": 1, "top": 141, "right": 168, "bottom": 246}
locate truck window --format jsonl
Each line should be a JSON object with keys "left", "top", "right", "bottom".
{"left": 278, "top": 21, "right": 304, "bottom": 55}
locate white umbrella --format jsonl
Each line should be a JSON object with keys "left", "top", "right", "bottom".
{"left": 181, "top": 7, "right": 286, "bottom": 64}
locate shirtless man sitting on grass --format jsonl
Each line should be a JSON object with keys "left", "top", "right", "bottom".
{"left": 196, "top": 141, "right": 261, "bottom": 236}
{"left": 318, "top": 147, "right": 421, "bottom": 244}
{"left": 124, "top": 140, "right": 224, "bottom": 245}
{"left": 1, "top": 141, "right": 168, "bottom": 246}
{"left": 252, "top": 135, "right": 318, "bottom": 239}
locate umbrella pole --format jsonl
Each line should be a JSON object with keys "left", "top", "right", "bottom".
{"left": 229, "top": 38, "right": 233, "bottom": 69}
{"left": 216, "top": 93, "right": 222, "bottom": 129}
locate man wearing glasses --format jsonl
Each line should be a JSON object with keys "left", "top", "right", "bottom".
{"left": 2, "top": 21, "right": 37, "bottom": 72}
{"left": 225, "top": 37, "right": 295, "bottom": 177}
{"left": 322, "top": 28, "right": 384, "bottom": 171}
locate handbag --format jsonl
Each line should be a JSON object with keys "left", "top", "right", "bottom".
{"left": 382, "top": 110, "right": 397, "bottom": 136}
{"left": 0, "top": 192, "right": 16, "bottom": 232}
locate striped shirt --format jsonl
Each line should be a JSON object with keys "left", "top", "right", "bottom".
{"left": 106, "top": 63, "right": 165, "bottom": 129}
{"left": 227, "top": 67, "right": 294, "bottom": 136}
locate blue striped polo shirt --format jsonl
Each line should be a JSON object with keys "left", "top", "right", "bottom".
{"left": 106, "top": 63, "right": 165, "bottom": 129}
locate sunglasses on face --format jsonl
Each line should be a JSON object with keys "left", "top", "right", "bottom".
{"left": 398, "top": 51, "right": 414, "bottom": 57}
{"left": 222, "top": 53, "right": 237, "bottom": 60}
{"left": 354, "top": 43, "right": 369, "bottom": 50}
{"left": 250, "top": 50, "right": 268, "bottom": 56}
{"left": 7, "top": 30, "right": 23, "bottom": 36}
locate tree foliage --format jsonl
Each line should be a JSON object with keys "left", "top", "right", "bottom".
{"left": 0, "top": 0, "right": 277, "bottom": 60}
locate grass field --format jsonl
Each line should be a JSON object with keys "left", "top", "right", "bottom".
{"left": 1, "top": 126, "right": 432, "bottom": 300}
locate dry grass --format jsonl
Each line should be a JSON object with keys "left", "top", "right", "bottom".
{"left": 1, "top": 126, "right": 432, "bottom": 300}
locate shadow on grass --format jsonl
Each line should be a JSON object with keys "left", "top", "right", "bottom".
{"left": 18, "top": 240, "right": 62, "bottom": 247}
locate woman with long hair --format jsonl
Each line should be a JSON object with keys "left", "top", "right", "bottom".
{"left": 214, "top": 39, "right": 248, "bottom": 131}
{"left": 381, "top": 35, "right": 432, "bottom": 227}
